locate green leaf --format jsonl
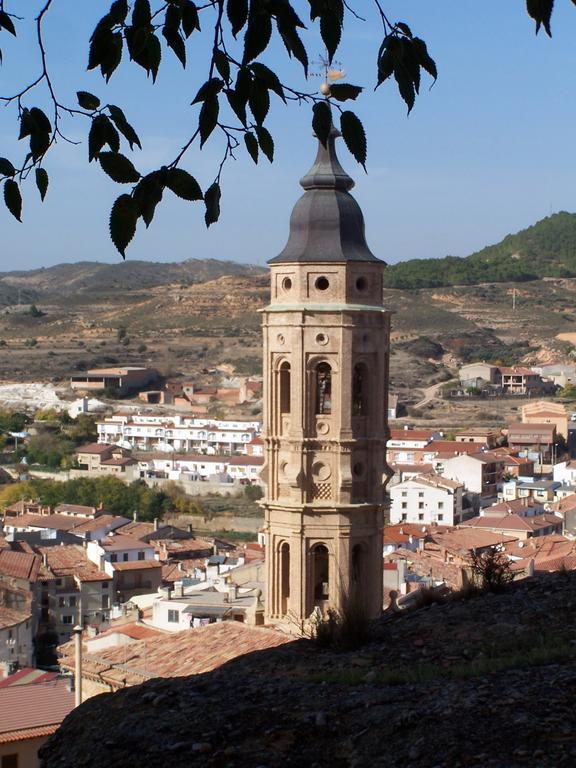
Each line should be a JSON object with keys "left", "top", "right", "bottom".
{"left": 526, "top": 0, "right": 554, "bottom": 36}
{"left": 165, "top": 168, "right": 203, "bottom": 200}
{"left": 29, "top": 108, "right": 51, "bottom": 135}
{"left": 145, "top": 33, "right": 161, "bottom": 82}
{"left": 412, "top": 38, "right": 437, "bottom": 82}
{"left": 133, "top": 172, "right": 163, "bottom": 227}
{"left": 77, "top": 91, "right": 101, "bottom": 111}
{"left": 227, "top": 0, "right": 248, "bottom": 37}
{"left": 89, "top": 115, "right": 109, "bottom": 161}
{"left": 181, "top": 1, "right": 200, "bottom": 37}
{"left": 394, "top": 63, "right": 416, "bottom": 114}
{"left": 18, "top": 109, "right": 35, "bottom": 140}
{"left": 340, "top": 110, "right": 366, "bottom": 170}
{"left": 132, "top": 0, "right": 151, "bottom": 28}
{"left": 255, "top": 126, "right": 274, "bottom": 162}
{"left": 162, "top": 26, "right": 186, "bottom": 67}
{"left": 248, "top": 78, "right": 270, "bottom": 125}
{"left": 109, "top": 0, "right": 129, "bottom": 24}
{"left": 100, "top": 31, "right": 123, "bottom": 81}
{"left": 277, "top": 18, "right": 308, "bottom": 75}
{"left": 4, "top": 179, "right": 22, "bottom": 221}
{"left": 110, "top": 194, "right": 139, "bottom": 257}
{"left": 108, "top": 105, "right": 142, "bottom": 150}
{"left": 192, "top": 77, "right": 224, "bottom": 104}
{"left": 250, "top": 62, "right": 285, "bottom": 102}
{"left": 35, "top": 168, "right": 49, "bottom": 201}
{"left": 164, "top": 4, "right": 182, "bottom": 31}
{"left": 99, "top": 151, "right": 141, "bottom": 183}
{"left": 376, "top": 46, "right": 395, "bottom": 88}
{"left": 204, "top": 182, "right": 221, "bottom": 227}
{"left": 225, "top": 88, "right": 247, "bottom": 126}
{"left": 312, "top": 101, "right": 332, "bottom": 148}
{"left": 320, "top": 12, "right": 341, "bottom": 63}
{"left": 0, "top": 11, "right": 16, "bottom": 36}
{"left": 328, "top": 83, "right": 363, "bottom": 102}
{"left": 199, "top": 95, "right": 219, "bottom": 147}
{"left": 243, "top": 11, "right": 272, "bottom": 65}
{"left": 244, "top": 132, "right": 259, "bottom": 164}
{"left": 88, "top": 28, "right": 114, "bottom": 70}
{"left": 30, "top": 132, "right": 50, "bottom": 161}
{"left": 0, "top": 158, "right": 16, "bottom": 177}
{"left": 213, "top": 50, "right": 230, "bottom": 83}
{"left": 396, "top": 22, "right": 413, "bottom": 38}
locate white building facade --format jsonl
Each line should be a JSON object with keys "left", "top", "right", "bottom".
{"left": 389, "top": 475, "right": 464, "bottom": 526}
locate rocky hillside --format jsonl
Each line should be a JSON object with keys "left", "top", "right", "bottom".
{"left": 41, "top": 571, "right": 576, "bottom": 768}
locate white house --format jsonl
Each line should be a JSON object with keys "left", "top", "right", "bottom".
{"left": 553, "top": 460, "right": 576, "bottom": 486}
{"left": 86, "top": 534, "right": 156, "bottom": 571}
{"left": 389, "top": 474, "right": 464, "bottom": 526}
{"left": 151, "top": 582, "right": 262, "bottom": 630}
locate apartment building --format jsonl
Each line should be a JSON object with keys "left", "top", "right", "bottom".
{"left": 389, "top": 474, "right": 464, "bottom": 526}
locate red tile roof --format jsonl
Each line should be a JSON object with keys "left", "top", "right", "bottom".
{"left": 0, "top": 605, "right": 31, "bottom": 631}
{"left": 115, "top": 521, "right": 156, "bottom": 539}
{"left": 6, "top": 513, "right": 86, "bottom": 531}
{"left": 37, "top": 545, "right": 111, "bottom": 582}
{"left": 111, "top": 560, "right": 161, "bottom": 571}
{"left": 0, "top": 678, "right": 74, "bottom": 742}
{"left": 0, "top": 668, "right": 57, "bottom": 689}
{"left": 59, "top": 622, "right": 293, "bottom": 688}
{"left": 99, "top": 534, "right": 154, "bottom": 552}
{"left": 0, "top": 550, "right": 41, "bottom": 582}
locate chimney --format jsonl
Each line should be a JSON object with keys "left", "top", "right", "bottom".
{"left": 73, "top": 625, "right": 83, "bottom": 707}
{"left": 227, "top": 583, "right": 238, "bottom": 601}
{"left": 42, "top": 552, "right": 48, "bottom": 567}
{"left": 174, "top": 582, "right": 184, "bottom": 598}
{"left": 133, "top": 510, "right": 138, "bottom": 522}
{"left": 154, "top": 517, "right": 159, "bottom": 532}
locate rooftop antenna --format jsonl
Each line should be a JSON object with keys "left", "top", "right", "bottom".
{"left": 311, "top": 51, "right": 346, "bottom": 97}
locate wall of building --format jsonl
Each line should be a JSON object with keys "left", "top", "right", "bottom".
{"left": 0, "top": 734, "right": 50, "bottom": 768}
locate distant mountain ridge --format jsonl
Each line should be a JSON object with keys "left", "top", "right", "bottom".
{"left": 383, "top": 211, "right": 576, "bottom": 289}
{"left": 0, "top": 258, "right": 265, "bottom": 301}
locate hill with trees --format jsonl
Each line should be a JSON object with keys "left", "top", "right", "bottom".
{"left": 383, "top": 212, "right": 576, "bottom": 289}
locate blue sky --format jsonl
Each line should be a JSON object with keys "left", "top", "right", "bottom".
{"left": 1, "top": 1, "right": 575, "bottom": 270}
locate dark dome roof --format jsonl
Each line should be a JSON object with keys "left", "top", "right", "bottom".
{"left": 269, "top": 130, "right": 382, "bottom": 265}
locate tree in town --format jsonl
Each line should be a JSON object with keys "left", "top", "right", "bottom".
{"left": 0, "top": 1, "right": 567, "bottom": 255}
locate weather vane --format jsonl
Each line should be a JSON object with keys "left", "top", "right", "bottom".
{"left": 311, "top": 52, "right": 346, "bottom": 97}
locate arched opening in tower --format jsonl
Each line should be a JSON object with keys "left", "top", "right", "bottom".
{"left": 315, "top": 363, "right": 332, "bottom": 415}
{"left": 312, "top": 543, "right": 330, "bottom": 603}
{"left": 279, "top": 361, "right": 291, "bottom": 414}
{"left": 280, "top": 541, "right": 290, "bottom": 614}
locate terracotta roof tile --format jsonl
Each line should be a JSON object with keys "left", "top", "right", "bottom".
{"left": 0, "top": 550, "right": 41, "bottom": 581}
{"left": 0, "top": 679, "right": 74, "bottom": 738}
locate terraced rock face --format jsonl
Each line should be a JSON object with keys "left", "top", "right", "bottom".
{"left": 41, "top": 571, "right": 576, "bottom": 768}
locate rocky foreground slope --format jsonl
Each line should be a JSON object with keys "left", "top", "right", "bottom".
{"left": 41, "top": 573, "right": 576, "bottom": 768}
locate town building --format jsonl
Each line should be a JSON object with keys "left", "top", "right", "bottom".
{"left": 70, "top": 366, "right": 158, "bottom": 395}
{"left": 522, "top": 400, "right": 568, "bottom": 439}
{"left": 97, "top": 413, "right": 260, "bottom": 454}
{"left": 261, "top": 129, "right": 391, "bottom": 628}
{"left": 0, "top": 677, "right": 74, "bottom": 768}
{"left": 443, "top": 452, "right": 505, "bottom": 499}
{"left": 389, "top": 474, "right": 465, "bottom": 526}
{"left": 507, "top": 422, "right": 557, "bottom": 465}
{"left": 75, "top": 443, "right": 137, "bottom": 478}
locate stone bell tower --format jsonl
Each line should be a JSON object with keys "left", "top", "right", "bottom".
{"left": 261, "top": 129, "right": 392, "bottom": 629}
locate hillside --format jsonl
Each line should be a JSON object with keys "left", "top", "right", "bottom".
{"left": 0, "top": 258, "right": 265, "bottom": 302}
{"left": 41, "top": 571, "right": 576, "bottom": 767}
{"left": 383, "top": 211, "right": 576, "bottom": 288}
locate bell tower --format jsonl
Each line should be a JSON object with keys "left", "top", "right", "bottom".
{"left": 261, "top": 129, "right": 392, "bottom": 629}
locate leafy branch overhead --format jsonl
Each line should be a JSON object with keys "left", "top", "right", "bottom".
{"left": 0, "top": 1, "right": 569, "bottom": 256}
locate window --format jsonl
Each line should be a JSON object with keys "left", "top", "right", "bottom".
{"left": 418, "top": 502, "right": 424, "bottom": 509}
{"left": 168, "top": 609, "right": 180, "bottom": 623}
{"left": 102, "top": 595, "right": 109, "bottom": 609}
{"left": 123, "top": 553, "right": 129, "bottom": 562}
{"left": 418, "top": 514, "right": 424, "bottom": 521}
{"left": 102, "top": 582, "right": 109, "bottom": 589}
{"left": 110, "top": 554, "right": 118, "bottom": 563}
{"left": 62, "top": 615, "right": 73, "bottom": 625}
{"left": 315, "top": 363, "right": 332, "bottom": 415}
{"left": 401, "top": 491, "right": 407, "bottom": 497}
{"left": 138, "top": 551, "right": 145, "bottom": 560}
{"left": 438, "top": 514, "right": 444, "bottom": 521}
{"left": 312, "top": 544, "right": 329, "bottom": 601}
{"left": 69, "top": 596, "right": 77, "bottom": 608}
{"left": 2, "top": 754, "right": 18, "bottom": 768}
{"left": 401, "top": 513, "right": 407, "bottom": 521}
{"left": 418, "top": 492, "right": 424, "bottom": 498}
{"left": 438, "top": 502, "right": 444, "bottom": 509}
{"left": 58, "top": 597, "right": 65, "bottom": 607}
{"left": 280, "top": 361, "right": 291, "bottom": 414}
{"left": 401, "top": 502, "right": 407, "bottom": 510}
